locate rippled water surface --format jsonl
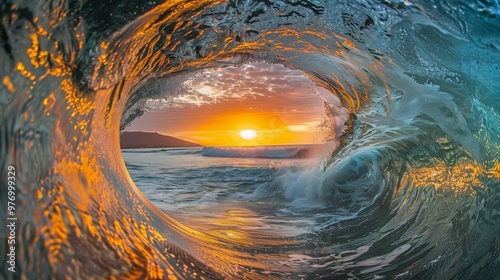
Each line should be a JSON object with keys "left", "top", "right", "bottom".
{"left": 1, "top": 0, "right": 500, "bottom": 279}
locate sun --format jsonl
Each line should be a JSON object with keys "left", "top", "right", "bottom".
{"left": 239, "top": 129, "right": 257, "bottom": 140}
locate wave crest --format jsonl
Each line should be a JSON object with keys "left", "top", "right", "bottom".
{"left": 201, "top": 146, "right": 317, "bottom": 159}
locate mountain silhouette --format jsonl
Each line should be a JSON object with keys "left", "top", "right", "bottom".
{"left": 120, "top": 131, "right": 201, "bottom": 148}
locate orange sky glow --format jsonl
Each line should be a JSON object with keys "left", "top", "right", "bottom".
{"left": 126, "top": 62, "right": 339, "bottom": 146}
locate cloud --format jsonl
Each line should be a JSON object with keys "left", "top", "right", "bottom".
{"left": 158, "top": 62, "right": 319, "bottom": 107}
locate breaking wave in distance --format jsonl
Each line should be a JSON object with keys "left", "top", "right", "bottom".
{"left": 201, "top": 145, "right": 324, "bottom": 158}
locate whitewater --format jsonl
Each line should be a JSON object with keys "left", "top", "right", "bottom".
{"left": 1, "top": 0, "right": 500, "bottom": 279}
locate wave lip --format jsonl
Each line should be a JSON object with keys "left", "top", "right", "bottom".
{"left": 201, "top": 145, "right": 316, "bottom": 159}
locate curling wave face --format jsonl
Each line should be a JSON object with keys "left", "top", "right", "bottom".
{"left": 1, "top": 0, "right": 500, "bottom": 279}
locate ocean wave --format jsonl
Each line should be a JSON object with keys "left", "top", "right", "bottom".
{"left": 201, "top": 146, "right": 316, "bottom": 159}
{"left": 1, "top": 0, "right": 499, "bottom": 279}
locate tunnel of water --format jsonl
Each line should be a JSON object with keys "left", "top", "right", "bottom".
{"left": 1, "top": 0, "right": 500, "bottom": 279}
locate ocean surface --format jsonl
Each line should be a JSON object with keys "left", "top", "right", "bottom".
{"left": 1, "top": 0, "right": 500, "bottom": 279}
{"left": 123, "top": 146, "right": 339, "bottom": 232}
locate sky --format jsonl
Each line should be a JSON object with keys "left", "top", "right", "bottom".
{"left": 125, "top": 62, "right": 339, "bottom": 146}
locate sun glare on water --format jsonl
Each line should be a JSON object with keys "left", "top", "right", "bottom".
{"left": 239, "top": 129, "right": 257, "bottom": 140}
